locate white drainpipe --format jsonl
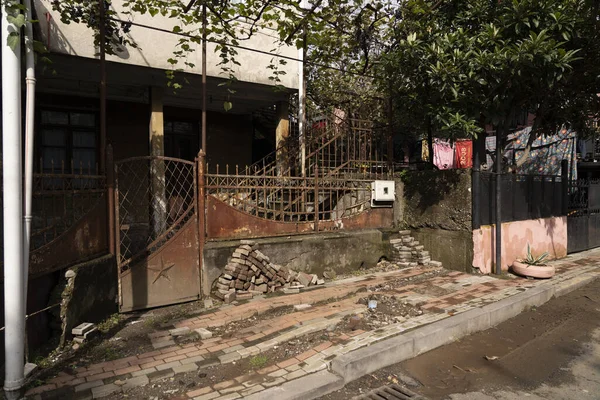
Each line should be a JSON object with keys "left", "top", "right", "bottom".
{"left": 298, "top": 0, "right": 308, "bottom": 177}
{"left": 2, "top": 0, "right": 26, "bottom": 393}
{"left": 23, "top": 0, "right": 36, "bottom": 333}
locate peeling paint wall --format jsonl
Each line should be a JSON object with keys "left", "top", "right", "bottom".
{"left": 472, "top": 216, "right": 567, "bottom": 274}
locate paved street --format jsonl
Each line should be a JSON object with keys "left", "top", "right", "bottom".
{"left": 320, "top": 276, "right": 600, "bottom": 400}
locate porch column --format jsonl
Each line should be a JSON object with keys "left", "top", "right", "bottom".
{"left": 150, "top": 86, "right": 167, "bottom": 236}
{"left": 275, "top": 100, "right": 290, "bottom": 175}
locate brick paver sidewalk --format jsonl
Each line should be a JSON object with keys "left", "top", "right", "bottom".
{"left": 26, "top": 250, "right": 600, "bottom": 400}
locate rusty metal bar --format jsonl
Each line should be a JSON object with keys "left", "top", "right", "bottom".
{"left": 198, "top": 151, "right": 207, "bottom": 244}
{"left": 107, "top": 144, "right": 116, "bottom": 255}
{"left": 314, "top": 163, "right": 319, "bottom": 232}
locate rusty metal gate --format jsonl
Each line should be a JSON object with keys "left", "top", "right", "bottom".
{"left": 115, "top": 156, "right": 201, "bottom": 312}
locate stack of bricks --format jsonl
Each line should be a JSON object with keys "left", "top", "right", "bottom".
{"left": 390, "top": 230, "right": 442, "bottom": 267}
{"left": 214, "top": 240, "right": 325, "bottom": 302}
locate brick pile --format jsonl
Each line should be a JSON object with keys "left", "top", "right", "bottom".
{"left": 390, "top": 230, "right": 442, "bottom": 267}
{"left": 214, "top": 240, "right": 325, "bottom": 302}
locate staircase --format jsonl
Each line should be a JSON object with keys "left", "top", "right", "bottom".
{"left": 390, "top": 230, "right": 443, "bottom": 268}
{"left": 211, "top": 113, "right": 391, "bottom": 222}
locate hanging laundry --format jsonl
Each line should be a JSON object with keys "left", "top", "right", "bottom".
{"left": 421, "top": 139, "right": 429, "bottom": 162}
{"left": 433, "top": 139, "right": 454, "bottom": 170}
{"left": 455, "top": 140, "right": 473, "bottom": 168}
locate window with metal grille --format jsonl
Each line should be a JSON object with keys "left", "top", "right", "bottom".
{"left": 39, "top": 110, "right": 98, "bottom": 173}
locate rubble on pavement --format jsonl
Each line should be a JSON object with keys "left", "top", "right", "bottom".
{"left": 214, "top": 240, "right": 325, "bottom": 301}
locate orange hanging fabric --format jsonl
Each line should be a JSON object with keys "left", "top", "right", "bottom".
{"left": 455, "top": 140, "right": 473, "bottom": 168}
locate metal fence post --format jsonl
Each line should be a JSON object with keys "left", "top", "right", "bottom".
{"left": 197, "top": 151, "right": 206, "bottom": 296}
{"left": 106, "top": 144, "right": 116, "bottom": 255}
{"left": 198, "top": 150, "right": 207, "bottom": 247}
{"left": 561, "top": 159, "right": 569, "bottom": 215}
{"left": 314, "top": 164, "right": 319, "bottom": 232}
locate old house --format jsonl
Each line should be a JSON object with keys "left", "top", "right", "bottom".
{"left": 6, "top": 0, "right": 397, "bottom": 350}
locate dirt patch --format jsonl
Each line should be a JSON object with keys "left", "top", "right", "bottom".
{"left": 209, "top": 305, "right": 295, "bottom": 338}
{"left": 335, "top": 260, "right": 414, "bottom": 280}
{"left": 104, "top": 331, "right": 335, "bottom": 400}
{"left": 27, "top": 299, "right": 217, "bottom": 390}
{"left": 319, "top": 277, "right": 600, "bottom": 400}
{"left": 337, "top": 294, "right": 424, "bottom": 332}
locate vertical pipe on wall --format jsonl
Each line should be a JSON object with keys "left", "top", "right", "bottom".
{"left": 2, "top": 0, "right": 25, "bottom": 392}
{"left": 387, "top": 80, "right": 393, "bottom": 175}
{"left": 23, "top": 0, "right": 37, "bottom": 357}
{"left": 201, "top": 3, "right": 207, "bottom": 155}
{"left": 299, "top": 0, "right": 308, "bottom": 177}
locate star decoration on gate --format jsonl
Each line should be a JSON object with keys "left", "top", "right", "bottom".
{"left": 149, "top": 256, "right": 175, "bottom": 284}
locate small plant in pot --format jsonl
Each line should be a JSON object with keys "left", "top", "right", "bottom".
{"left": 512, "top": 244, "right": 556, "bottom": 279}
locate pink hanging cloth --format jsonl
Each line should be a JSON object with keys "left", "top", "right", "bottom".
{"left": 433, "top": 139, "right": 454, "bottom": 169}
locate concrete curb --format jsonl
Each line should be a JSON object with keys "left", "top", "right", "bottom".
{"left": 243, "top": 370, "right": 344, "bottom": 400}
{"left": 251, "top": 271, "right": 599, "bottom": 399}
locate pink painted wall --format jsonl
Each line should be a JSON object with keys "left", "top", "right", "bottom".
{"left": 472, "top": 216, "right": 567, "bottom": 274}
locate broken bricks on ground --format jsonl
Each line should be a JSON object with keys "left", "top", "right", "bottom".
{"left": 213, "top": 240, "right": 326, "bottom": 303}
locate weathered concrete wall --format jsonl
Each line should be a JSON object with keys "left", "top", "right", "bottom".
{"left": 412, "top": 228, "right": 473, "bottom": 273}
{"left": 202, "top": 230, "right": 388, "bottom": 295}
{"left": 398, "top": 169, "right": 472, "bottom": 231}
{"left": 473, "top": 216, "right": 568, "bottom": 274}
{"left": 61, "top": 255, "right": 118, "bottom": 344}
{"left": 395, "top": 170, "right": 473, "bottom": 272}
{"left": 35, "top": 0, "right": 299, "bottom": 89}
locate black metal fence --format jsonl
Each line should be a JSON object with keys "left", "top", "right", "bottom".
{"left": 476, "top": 173, "right": 565, "bottom": 226}
{"left": 567, "top": 179, "right": 600, "bottom": 253}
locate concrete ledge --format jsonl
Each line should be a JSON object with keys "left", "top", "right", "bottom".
{"left": 554, "top": 272, "right": 598, "bottom": 297}
{"left": 485, "top": 285, "right": 555, "bottom": 326}
{"left": 406, "top": 308, "right": 491, "bottom": 356}
{"left": 267, "top": 272, "right": 599, "bottom": 399}
{"left": 331, "top": 273, "right": 599, "bottom": 389}
{"left": 243, "top": 370, "right": 344, "bottom": 400}
{"left": 331, "top": 333, "right": 415, "bottom": 382}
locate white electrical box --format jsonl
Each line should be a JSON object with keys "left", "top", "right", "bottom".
{"left": 371, "top": 180, "right": 395, "bottom": 207}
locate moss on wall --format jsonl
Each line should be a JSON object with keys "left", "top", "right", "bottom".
{"left": 399, "top": 169, "right": 472, "bottom": 232}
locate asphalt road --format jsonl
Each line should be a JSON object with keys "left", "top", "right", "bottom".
{"left": 319, "top": 277, "right": 600, "bottom": 400}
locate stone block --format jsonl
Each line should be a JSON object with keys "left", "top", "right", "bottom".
{"left": 194, "top": 328, "right": 213, "bottom": 339}
{"left": 282, "top": 288, "right": 300, "bottom": 294}
{"left": 72, "top": 322, "right": 95, "bottom": 336}
{"left": 294, "top": 304, "right": 312, "bottom": 311}
{"left": 237, "top": 292, "right": 253, "bottom": 300}
{"left": 297, "top": 273, "right": 312, "bottom": 287}
{"left": 224, "top": 291, "right": 237, "bottom": 304}
{"left": 169, "top": 327, "right": 191, "bottom": 337}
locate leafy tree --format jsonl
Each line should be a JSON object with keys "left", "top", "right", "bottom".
{"left": 382, "top": 0, "right": 600, "bottom": 165}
